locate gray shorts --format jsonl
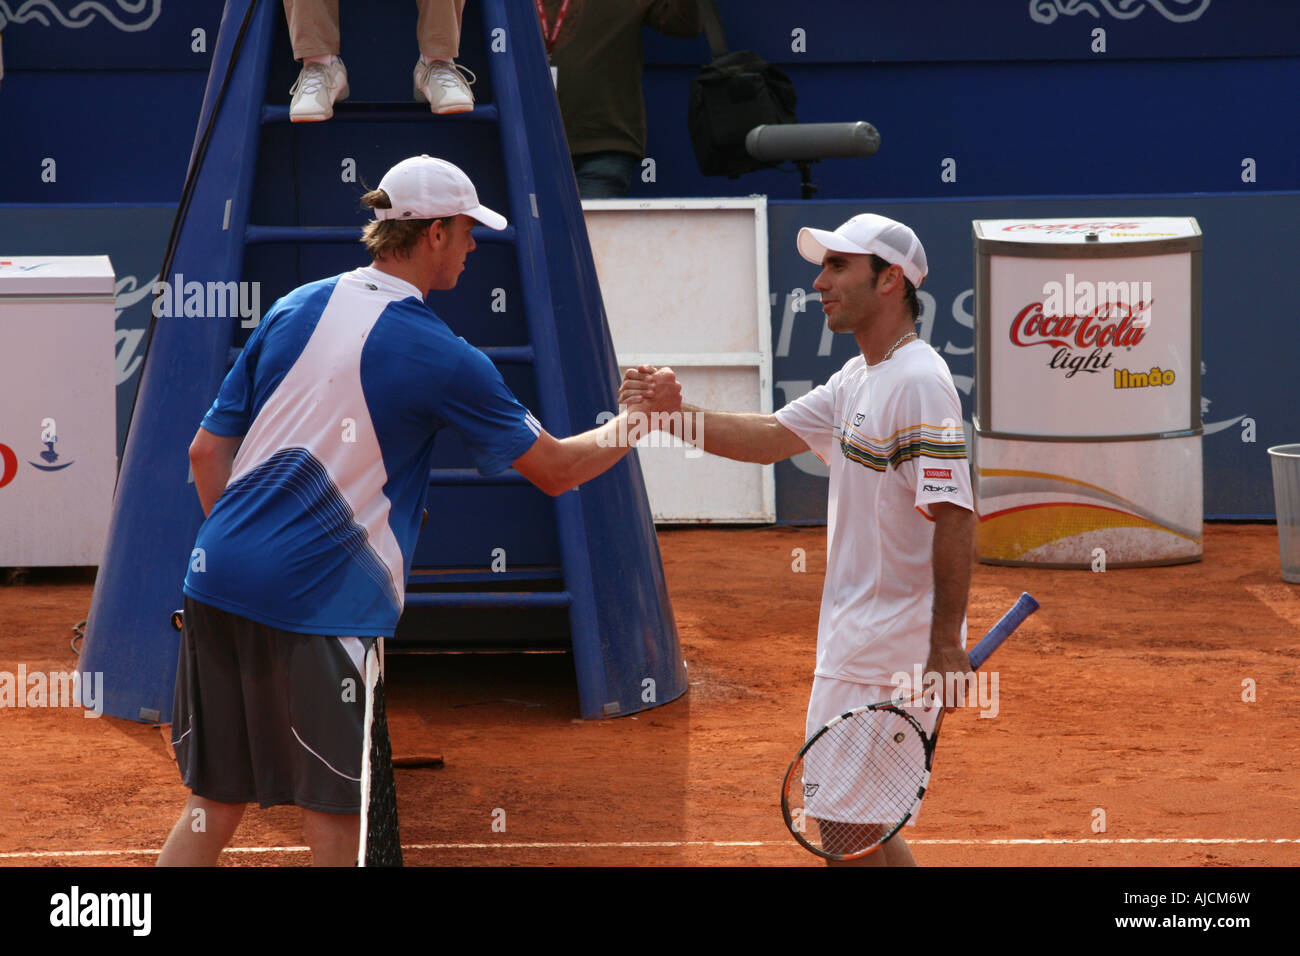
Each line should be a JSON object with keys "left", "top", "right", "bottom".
{"left": 170, "top": 596, "right": 374, "bottom": 814}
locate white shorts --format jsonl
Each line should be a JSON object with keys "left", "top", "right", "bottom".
{"left": 802, "top": 676, "right": 941, "bottom": 826}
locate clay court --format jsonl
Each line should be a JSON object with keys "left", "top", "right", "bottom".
{"left": 1, "top": 523, "right": 1297, "bottom": 867}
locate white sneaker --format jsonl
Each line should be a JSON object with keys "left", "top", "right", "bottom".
{"left": 290, "top": 57, "right": 349, "bottom": 122}
{"left": 414, "top": 59, "right": 475, "bottom": 114}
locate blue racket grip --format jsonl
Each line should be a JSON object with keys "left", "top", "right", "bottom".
{"left": 968, "top": 593, "right": 1039, "bottom": 671}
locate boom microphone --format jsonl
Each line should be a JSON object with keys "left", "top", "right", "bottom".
{"left": 745, "top": 122, "right": 881, "bottom": 163}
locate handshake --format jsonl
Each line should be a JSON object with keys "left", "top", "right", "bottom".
{"left": 606, "top": 365, "right": 704, "bottom": 453}
{"left": 618, "top": 364, "right": 682, "bottom": 420}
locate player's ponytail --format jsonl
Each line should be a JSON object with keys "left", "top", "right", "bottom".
{"left": 362, "top": 188, "right": 392, "bottom": 210}
{"left": 359, "top": 188, "right": 453, "bottom": 260}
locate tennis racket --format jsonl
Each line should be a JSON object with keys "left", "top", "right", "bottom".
{"left": 780, "top": 592, "right": 1039, "bottom": 861}
{"left": 359, "top": 637, "right": 403, "bottom": 866}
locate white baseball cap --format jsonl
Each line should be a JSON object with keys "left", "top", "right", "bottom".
{"left": 797, "top": 213, "right": 928, "bottom": 287}
{"left": 373, "top": 155, "right": 507, "bottom": 230}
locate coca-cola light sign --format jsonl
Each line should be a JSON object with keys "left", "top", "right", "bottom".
{"left": 1010, "top": 273, "right": 1153, "bottom": 380}
{"left": 987, "top": 253, "right": 1193, "bottom": 437}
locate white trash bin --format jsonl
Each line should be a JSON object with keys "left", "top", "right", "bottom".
{"left": 1268, "top": 444, "right": 1300, "bottom": 584}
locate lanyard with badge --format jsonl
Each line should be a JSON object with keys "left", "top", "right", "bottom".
{"left": 535, "top": 0, "right": 570, "bottom": 89}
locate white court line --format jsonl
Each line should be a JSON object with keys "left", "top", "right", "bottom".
{"left": 913, "top": 838, "right": 1300, "bottom": 845}
{"left": 1246, "top": 584, "right": 1300, "bottom": 629}
{"left": 0, "top": 846, "right": 309, "bottom": 860}
{"left": 404, "top": 838, "right": 1300, "bottom": 849}
{"left": 3, "top": 837, "right": 1299, "bottom": 860}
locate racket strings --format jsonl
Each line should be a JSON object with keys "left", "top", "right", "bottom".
{"left": 785, "top": 707, "right": 929, "bottom": 858}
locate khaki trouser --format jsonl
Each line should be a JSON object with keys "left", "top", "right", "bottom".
{"left": 283, "top": 0, "right": 467, "bottom": 61}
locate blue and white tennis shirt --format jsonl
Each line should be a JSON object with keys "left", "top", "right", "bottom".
{"left": 183, "top": 266, "right": 542, "bottom": 636}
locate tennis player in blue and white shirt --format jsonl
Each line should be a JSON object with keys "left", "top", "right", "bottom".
{"left": 158, "top": 155, "right": 682, "bottom": 866}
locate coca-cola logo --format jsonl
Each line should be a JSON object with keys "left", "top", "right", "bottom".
{"left": 1003, "top": 222, "right": 1143, "bottom": 232}
{"left": 1010, "top": 302, "right": 1149, "bottom": 350}
{"left": 1008, "top": 273, "right": 1156, "bottom": 379}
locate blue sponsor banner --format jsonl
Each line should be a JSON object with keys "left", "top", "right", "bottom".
{"left": 2, "top": 0, "right": 1292, "bottom": 70}
{"left": 645, "top": 0, "right": 1300, "bottom": 63}
{"left": 0, "top": 204, "right": 176, "bottom": 461}
{"left": 768, "top": 193, "right": 1297, "bottom": 522}
{"left": 639, "top": 41, "right": 1299, "bottom": 202}
{"left": 0, "top": 0, "right": 221, "bottom": 69}
{"left": 0, "top": 0, "right": 213, "bottom": 204}
{"left": 1, "top": 2, "right": 1295, "bottom": 205}
{"left": 0, "top": 192, "right": 1288, "bottom": 524}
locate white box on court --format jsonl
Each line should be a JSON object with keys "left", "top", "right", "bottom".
{"left": 972, "top": 218, "right": 1203, "bottom": 568}
{"left": 0, "top": 255, "right": 117, "bottom": 566}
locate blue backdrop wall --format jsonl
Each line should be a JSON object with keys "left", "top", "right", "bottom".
{"left": 2, "top": 1, "right": 1295, "bottom": 201}
{"left": 0, "top": 0, "right": 1294, "bottom": 519}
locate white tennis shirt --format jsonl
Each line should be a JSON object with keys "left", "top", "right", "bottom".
{"left": 775, "top": 340, "right": 974, "bottom": 685}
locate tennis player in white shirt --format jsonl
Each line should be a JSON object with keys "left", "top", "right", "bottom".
{"left": 619, "top": 213, "right": 976, "bottom": 867}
